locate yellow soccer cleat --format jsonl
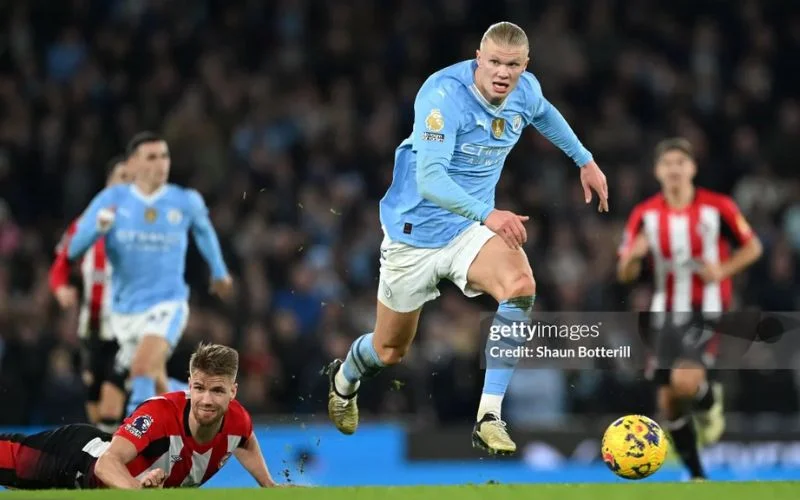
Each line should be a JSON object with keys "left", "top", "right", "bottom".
{"left": 471, "top": 413, "right": 517, "bottom": 456}
{"left": 324, "top": 359, "right": 359, "bottom": 435}
{"left": 695, "top": 382, "right": 725, "bottom": 446}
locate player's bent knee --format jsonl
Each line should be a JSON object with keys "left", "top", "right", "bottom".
{"left": 375, "top": 345, "right": 407, "bottom": 366}
{"left": 500, "top": 273, "right": 536, "bottom": 301}
{"left": 670, "top": 368, "right": 703, "bottom": 399}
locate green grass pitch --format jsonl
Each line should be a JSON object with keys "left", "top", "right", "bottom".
{"left": 3, "top": 482, "right": 800, "bottom": 500}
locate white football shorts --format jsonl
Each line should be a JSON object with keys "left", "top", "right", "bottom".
{"left": 111, "top": 300, "right": 189, "bottom": 370}
{"left": 378, "top": 222, "right": 496, "bottom": 313}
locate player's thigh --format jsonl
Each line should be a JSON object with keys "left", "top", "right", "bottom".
{"left": 132, "top": 301, "right": 190, "bottom": 372}
{"left": 374, "top": 233, "right": 435, "bottom": 360}
{"left": 112, "top": 301, "right": 189, "bottom": 374}
{"left": 373, "top": 300, "right": 422, "bottom": 363}
{"left": 460, "top": 225, "right": 534, "bottom": 301}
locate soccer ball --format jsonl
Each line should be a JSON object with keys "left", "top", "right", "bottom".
{"left": 601, "top": 414, "right": 668, "bottom": 480}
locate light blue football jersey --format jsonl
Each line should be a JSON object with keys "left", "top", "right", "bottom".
{"left": 379, "top": 59, "right": 593, "bottom": 248}
{"left": 68, "top": 184, "right": 228, "bottom": 314}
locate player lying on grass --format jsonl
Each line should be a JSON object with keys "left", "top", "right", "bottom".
{"left": 0, "top": 343, "right": 284, "bottom": 489}
{"left": 617, "top": 137, "right": 762, "bottom": 479}
{"left": 323, "top": 21, "right": 608, "bottom": 456}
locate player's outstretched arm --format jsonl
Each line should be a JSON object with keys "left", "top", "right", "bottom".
{"left": 95, "top": 436, "right": 161, "bottom": 489}
{"left": 186, "top": 189, "right": 232, "bottom": 298}
{"left": 67, "top": 188, "right": 117, "bottom": 260}
{"left": 528, "top": 82, "right": 608, "bottom": 212}
{"left": 233, "top": 431, "right": 279, "bottom": 487}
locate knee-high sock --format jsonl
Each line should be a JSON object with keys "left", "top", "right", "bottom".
{"left": 478, "top": 296, "right": 535, "bottom": 420}
{"left": 334, "top": 332, "right": 385, "bottom": 396}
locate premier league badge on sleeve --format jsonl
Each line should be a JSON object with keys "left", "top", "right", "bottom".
{"left": 125, "top": 414, "right": 153, "bottom": 438}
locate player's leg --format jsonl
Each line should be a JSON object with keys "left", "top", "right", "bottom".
{"left": 93, "top": 339, "right": 127, "bottom": 432}
{"left": 0, "top": 433, "right": 24, "bottom": 488}
{"left": 658, "top": 363, "right": 708, "bottom": 479}
{"left": 459, "top": 225, "right": 535, "bottom": 455}
{"left": 125, "top": 301, "right": 189, "bottom": 415}
{"left": 81, "top": 340, "right": 100, "bottom": 424}
{"left": 325, "top": 234, "right": 436, "bottom": 435}
{"left": 694, "top": 376, "right": 724, "bottom": 446}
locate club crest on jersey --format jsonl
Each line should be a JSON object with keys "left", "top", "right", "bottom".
{"left": 512, "top": 114, "right": 523, "bottom": 132}
{"left": 167, "top": 209, "right": 183, "bottom": 225}
{"left": 144, "top": 207, "right": 157, "bottom": 223}
{"left": 425, "top": 109, "right": 444, "bottom": 132}
{"left": 125, "top": 414, "right": 153, "bottom": 438}
{"left": 491, "top": 118, "right": 505, "bottom": 139}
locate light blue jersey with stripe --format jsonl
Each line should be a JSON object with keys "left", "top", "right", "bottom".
{"left": 379, "top": 59, "right": 593, "bottom": 248}
{"left": 68, "top": 183, "right": 228, "bottom": 314}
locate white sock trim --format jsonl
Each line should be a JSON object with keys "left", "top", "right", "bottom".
{"left": 477, "top": 393, "right": 503, "bottom": 420}
{"left": 334, "top": 368, "right": 360, "bottom": 396}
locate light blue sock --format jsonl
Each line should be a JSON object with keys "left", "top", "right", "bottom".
{"left": 335, "top": 332, "right": 385, "bottom": 395}
{"left": 127, "top": 375, "right": 156, "bottom": 416}
{"left": 479, "top": 296, "right": 535, "bottom": 418}
{"left": 168, "top": 378, "right": 189, "bottom": 392}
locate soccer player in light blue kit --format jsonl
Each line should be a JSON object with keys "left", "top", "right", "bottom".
{"left": 324, "top": 22, "right": 609, "bottom": 455}
{"left": 68, "top": 132, "right": 233, "bottom": 419}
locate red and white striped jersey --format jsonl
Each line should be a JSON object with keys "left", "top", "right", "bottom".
{"left": 619, "top": 188, "right": 754, "bottom": 312}
{"left": 106, "top": 391, "right": 253, "bottom": 487}
{"left": 48, "top": 218, "right": 114, "bottom": 340}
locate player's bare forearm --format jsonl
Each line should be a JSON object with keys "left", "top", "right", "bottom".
{"left": 234, "top": 433, "right": 277, "bottom": 487}
{"left": 94, "top": 452, "right": 142, "bottom": 489}
{"left": 720, "top": 236, "right": 763, "bottom": 280}
{"left": 617, "top": 233, "right": 648, "bottom": 283}
{"left": 617, "top": 257, "right": 642, "bottom": 284}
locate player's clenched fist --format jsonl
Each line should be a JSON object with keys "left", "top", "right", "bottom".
{"left": 483, "top": 209, "right": 529, "bottom": 249}
{"left": 96, "top": 207, "right": 116, "bottom": 233}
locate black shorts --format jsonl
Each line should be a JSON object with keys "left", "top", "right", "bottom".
{"left": 646, "top": 311, "right": 720, "bottom": 386}
{"left": 80, "top": 338, "right": 119, "bottom": 402}
{"left": 0, "top": 424, "right": 111, "bottom": 489}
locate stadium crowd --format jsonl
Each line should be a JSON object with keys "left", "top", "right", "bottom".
{"left": 0, "top": 0, "right": 798, "bottom": 429}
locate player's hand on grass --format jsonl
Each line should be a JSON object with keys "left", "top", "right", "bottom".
{"left": 580, "top": 160, "right": 609, "bottom": 213}
{"left": 210, "top": 275, "right": 234, "bottom": 300}
{"left": 96, "top": 207, "right": 116, "bottom": 233}
{"left": 484, "top": 209, "right": 529, "bottom": 249}
{"left": 140, "top": 468, "right": 165, "bottom": 488}
{"left": 54, "top": 285, "right": 78, "bottom": 309}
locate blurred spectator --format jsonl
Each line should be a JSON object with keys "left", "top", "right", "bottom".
{"left": 0, "top": 0, "right": 797, "bottom": 428}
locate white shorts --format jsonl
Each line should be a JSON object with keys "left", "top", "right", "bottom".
{"left": 111, "top": 300, "right": 189, "bottom": 371}
{"left": 378, "top": 222, "right": 496, "bottom": 313}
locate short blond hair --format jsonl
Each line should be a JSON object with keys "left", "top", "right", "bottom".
{"left": 481, "top": 22, "right": 529, "bottom": 51}
{"left": 189, "top": 343, "right": 239, "bottom": 380}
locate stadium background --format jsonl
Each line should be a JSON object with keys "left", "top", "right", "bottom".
{"left": 0, "top": 0, "right": 799, "bottom": 486}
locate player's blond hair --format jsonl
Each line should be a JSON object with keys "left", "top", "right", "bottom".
{"left": 189, "top": 343, "right": 239, "bottom": 380}
{"left": 481, "top": 22, "right": 529, "bottom": 51}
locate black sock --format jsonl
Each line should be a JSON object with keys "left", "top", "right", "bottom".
{"left": 694, "top": 380, "right": 715, "bottom": 411}
{"left": 666, "top": 415, "right": 706, "bottom": 478}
